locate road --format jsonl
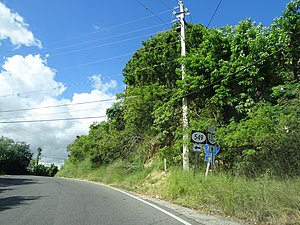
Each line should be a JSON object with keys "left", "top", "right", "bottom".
{"left": 0, "top": 175, "right": 196, "bottom": 225}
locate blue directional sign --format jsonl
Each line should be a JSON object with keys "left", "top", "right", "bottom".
{"left": 204, "top": 144, "right": 220, "bottom": 156}
{"left": 214, "top": 146, "right": 220, "bottom": 155}
{"left": 204, "top": 155, "right": 215, "bottom": 162}
{"left": 205, "top": 155, "right": 214, "bottom": 163}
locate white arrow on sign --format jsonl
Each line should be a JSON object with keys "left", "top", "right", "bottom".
{"left": 191, "top": 131, "right": 206, "bottom": 143}
{"left": 193, "top": 143, "right": 203, "bottom": 152}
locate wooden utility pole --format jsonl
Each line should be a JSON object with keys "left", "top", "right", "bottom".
{"left": 176, "top": 0, "right": 189, "bottom": 170}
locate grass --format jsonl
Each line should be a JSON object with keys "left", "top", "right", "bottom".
{"left": 57, "top": 160, "right": 300, "bottom": 225}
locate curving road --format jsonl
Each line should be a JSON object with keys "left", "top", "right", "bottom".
{"left": 0, "top": 175, "right": 197, "bottom": 225}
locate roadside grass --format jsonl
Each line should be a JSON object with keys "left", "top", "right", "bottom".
{"left": 57, "top": 160, "right": 300, "bottom": 225}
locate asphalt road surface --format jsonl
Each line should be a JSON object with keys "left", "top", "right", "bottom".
{"left": 0, "top": 175, "right": 198, "bottom": 225}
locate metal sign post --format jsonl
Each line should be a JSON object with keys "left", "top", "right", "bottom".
{"left": 192, "top": 143, "right": 203, "bottom": 177}
{"left": 193, "top": 151, "right": 199, "bottom": 177}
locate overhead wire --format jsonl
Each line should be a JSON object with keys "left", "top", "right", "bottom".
{"left": 135, "top": 0, "right": 170, "bottom": 27}
{"left": 42, "top": 22, "right": 173, "bottom": 55}
{"left": 59, "top": 37, "right": 180, "bottom": 70}
{"left": 42, "top": 155, "right": 66, "bottom": 161}
{"left": 1, "top": 44, "right": 296, "bottom": 134}
{"left": 0, "top": 35, "right": 181, "bottom": 99}
{"left": 0, "top": 116, "right": 107, "bottom": 124}
{"left": 0, "top": 107, "right": 104, "bottom": 120}
{"left": 206, "top": 0, "right": 223, "bottom": 28}
{"left": 29, "top": 9, "right": 173, "bottom": 48}
{"left": 159, "top": 0, "right": 173, "bottom": 11}
{"left": 0, "top": 98, "right": 119, "bottom": 113}
{"left": 51, "top": 32, "right": 160, "bottom": 57}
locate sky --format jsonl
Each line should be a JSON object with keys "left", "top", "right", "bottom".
{"left": 0, "top": 0, "right": 292, "bottom": 167}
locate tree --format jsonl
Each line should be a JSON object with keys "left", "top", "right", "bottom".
{"left": 0, "top": 137, "right": 33, "bottom": 174}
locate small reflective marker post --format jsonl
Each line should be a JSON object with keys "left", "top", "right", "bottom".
{"left": 205, "top": 158, "right": 210, "bottom": 177}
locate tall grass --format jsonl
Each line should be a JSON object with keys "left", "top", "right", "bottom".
{"left": 57, "top": 160, "right": 300, "bottom": 225}
{"left": 160, "top": 167, "right": 300, "bottom": 224}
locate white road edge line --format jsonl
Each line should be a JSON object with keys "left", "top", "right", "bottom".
{"left": 109, "top": 186, "right": 192, "bottom": 225}
{"left": 77, "top": 179, "right": 192, "bottom": 225}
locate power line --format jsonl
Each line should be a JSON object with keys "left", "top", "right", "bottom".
{"left": 0, "top": 116, "right": 107, "bottom": 124}
{"left": 60, "top": 38, "right": 180, "bottom": 70}
{"left": 206, "top": 0, "right": 223, "bottom": 28}
{"left": 159, "top": 0, "right": 173, "bottom": 11}
{"left": 51, "top": 32, "right": 159, "bottom": 57}
{"left": 42, "top": 155, "right": 66, "bottom": 161}
{"left": 60, "top": 51, "right": 136, "bottom": 70}
{"left": 34, "top": 9, "right": 173, "bottom": 48}
{"left": 0, "top": 86, "right": 63, "bottom": 98}
{"left": 0, "top": 98, "right": 118, "bottom": 113}
{"left": 0, "top": 39, "right": 179, "bottom": 98}
{"left": 135, "top": 0, "right": 169, "bottom": 27}
{"left": 0, "top": 107, "right": 104, "bottom": 120}
{"left": 43, "top": 22, "right": 173, "bottom": 55}
{"left": 0, "top": 75, "right": 122, "bottom": 98}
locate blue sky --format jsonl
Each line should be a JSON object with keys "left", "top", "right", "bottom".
{"left": 1, "top": 0, "right": 291, "bottom": 98}
{"left": 0, "top": 0, "right": 292, "bottom": 165}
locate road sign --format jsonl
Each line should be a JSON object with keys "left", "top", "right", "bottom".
{"left": 192, "top": 143, "right": 203, "bottom": 152}
{"left": 207, "top": 133, "right": 216, "bottom": 145}
{"left": 204, "top": 144, "right": 220, "bottom": 156}
{"left": 205, "top": 155, "right": 214, "bottom": 163}
{"left": 191, "top": 131, "right": 206, "bottom": 143}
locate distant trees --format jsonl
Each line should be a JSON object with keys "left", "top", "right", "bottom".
{"left": 27, "top": 160, "right": 59, "bottom": 177}
{"left": 27, "top": 147, "right": 59, "bottom": 177}
{"left": 0, "top": 137, "right": 59, "bottom": 176}
{"left": 0, "top": 137, "right": 33, "bottom": 174}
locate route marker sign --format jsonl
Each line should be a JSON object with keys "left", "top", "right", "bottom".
{"left": 207, "top": 133, "right": 216, "bottom": 145}
{"left": 191, "top": 131, "right": 206, "bottom": 143}
{"left": 207, "top": 126, "right": 216, "bottom": 145}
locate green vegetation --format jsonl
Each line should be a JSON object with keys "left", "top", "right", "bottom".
{"left": 64, "top": 0, "right": 300, "bottom": 178}
{"left": 59, "top": 1, "right": 300, "bottom": 224}
{"left": 27, "top": 160, "right": 59, "bottom": 177}
{"left": 0, "top": 137, "right": 58, "bottom": 176}
{"left": 0, "top": 136, "right": 33, "bottom": 174}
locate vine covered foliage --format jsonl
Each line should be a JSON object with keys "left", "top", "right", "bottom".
{"left": 65, "top": 1, "right": 300, "bottom": 177}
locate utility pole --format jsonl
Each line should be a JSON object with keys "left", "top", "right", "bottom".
{"left": 176, "top": 1, "right": 189, "bottom": 170}
{"left": 36, "top": 147, "right": 42, "bottom": 166}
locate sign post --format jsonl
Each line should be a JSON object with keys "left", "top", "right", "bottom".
{"left": 205, "top": 158, "right": 211, "bottom": 177}
{"left": 193, "top": 151, "right": 199, "bottom": 177}
{"left": 191, "top": 131, "right": 206, "bottom": 177}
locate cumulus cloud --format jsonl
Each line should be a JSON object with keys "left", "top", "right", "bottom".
{"left": 0, "top": 54, "right": 118, "bottom": 167}
{"left": 0, "top": 2, "right": 41, "bottom": 48}
{"left": 89, "top": 74, "right": 117, "bottom": 92}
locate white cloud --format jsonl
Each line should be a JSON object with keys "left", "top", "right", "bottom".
{"left": 0, "top": 2, "right": 41, "bottom": 48}
{"left": 89, "top": 74, "right": 117, "bottom": 92}
{"left": 0, "top": 54, "right": 118, "bottom": 167}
